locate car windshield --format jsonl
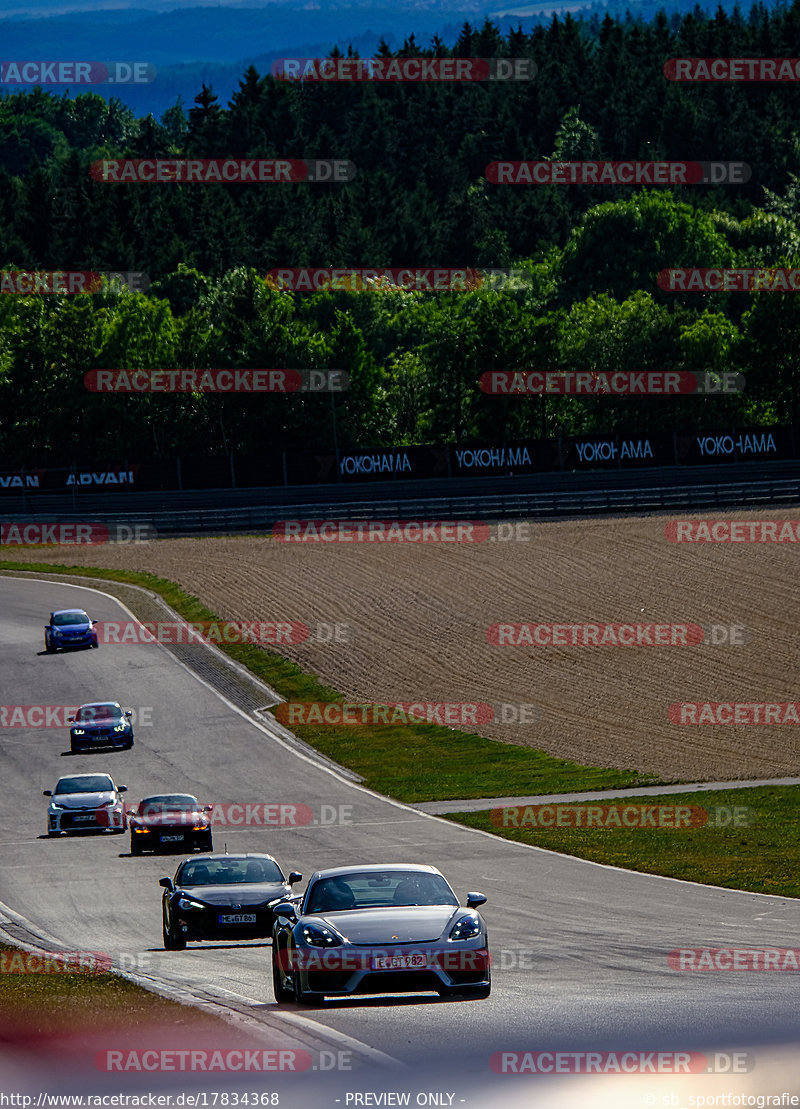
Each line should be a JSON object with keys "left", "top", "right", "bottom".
{"left": 139, "top": 795, "right": 199, "bottom": 815}
{"left": 179, "top": 857, "right": 284, "bottom": 887}
{"left": 54, "top": 776, "right": 114, "bottom": 794}
{"left": 75, "top": 704, "right": 121, "bottom": 723}
{"left": 305, "top": 871, "right": 458, "bottom": 913}
{"left": 52, "top": 611, "right": 89, "bottom": 626}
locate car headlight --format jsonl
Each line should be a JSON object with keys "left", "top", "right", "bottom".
{"left": 176, "top": 896, "right": 205, "bottom": 911}
{"left": 302, "top": 923, "right": 342, "bottom": 948}
{"left": 49, "top": 802, "right": 65, "bottom": 810}
{"left": 449, "top": 914, "right": 482, "bottom": 941}
{"left": 72, "top": 729, "right": 86, "bottom": 736}
{"left": 113, "top": 724, "right": 126, "bottom": 732}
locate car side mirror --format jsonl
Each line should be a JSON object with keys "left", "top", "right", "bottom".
{"left": 466, "top": 892, "right": 487, "bottom": 909}
{"left": 67, "top": 717, "right": 75, "bottom": 724}
{"left": 272, "top": 901, "right": 297, "bottom": 920}
{"left": 43, "top": 790, "right": 52, "bottom": 797}
{"left": 118, "top": 785, "right": 128, "bottom": 793}
{"left": 92, "top": 620, "right": 98, "bottom": 625}
{"left": 159, "top": 878, "right": 173, "bottom": 889}
{"left": 288, "top": 871, "right": 302, "bottom": 885}
{"left": 124, "top": 710, "right": 133, "bottom": 717}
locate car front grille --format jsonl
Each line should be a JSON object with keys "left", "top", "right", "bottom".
{"left": 78, "top": 728, "right": 124, "bottom": 741}
{"left": 61, "top": 811, "right": 100, "bottom": 829}
{"left": 353, "top": 970, "right": 442, "bottom": 993}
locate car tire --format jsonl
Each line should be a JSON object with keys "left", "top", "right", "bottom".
{"left": 163, "top": 908, "right": 186, "bottom": 951}
{"left": 45, "top": 641, "right": 55, "bottom": 654}
{"left": 131, "top": 839, "right": 143, "bottom": 855}
{"left": 272, "top": 949, "right": 293, "bottom": 1003}
{"left": 47, "top": 829, "right": 60, "bottom": 837}
{"left": 122, "top": 741, "right": 133, "bottom": 750}
{"left": 91, "top": 641, "right": 99, "bottom": 649}
{"left": 204, "top": 836, "right": 213, "bottom": 852}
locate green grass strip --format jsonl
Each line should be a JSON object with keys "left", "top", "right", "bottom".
{"left": 0, "top": 943, "right": 225, "bottom": 1034}
{"left": 445, "top": 786, "right": 799, "bottom": 897}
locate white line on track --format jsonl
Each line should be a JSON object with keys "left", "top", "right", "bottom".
{"left": 202, "top": 985, "right": 269, "bottom": 1005}
{"left": 274, "top": 1011, "right": 405, "bottom": 1069}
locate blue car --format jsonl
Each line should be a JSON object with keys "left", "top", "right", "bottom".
{"left": 44, "top": 609, "right": 98, "bottom": 652}
{"left": 69, "top": 702, "right": 134, "bottom": 753}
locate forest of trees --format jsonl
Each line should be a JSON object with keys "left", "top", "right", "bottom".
{"left": 2, "top": 2, "right": 800, "bottom": 466}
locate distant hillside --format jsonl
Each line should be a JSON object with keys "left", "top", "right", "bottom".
{"left": 0, "top": 0, "right": 790, "bottom": 116}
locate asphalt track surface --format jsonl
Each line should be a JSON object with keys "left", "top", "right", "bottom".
{"left": 1, "top": 576, "right": 800, "bottom": 1105}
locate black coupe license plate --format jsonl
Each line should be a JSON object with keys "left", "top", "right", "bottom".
{"left": 219, "top": 913, "right": 257, "bottom": 924}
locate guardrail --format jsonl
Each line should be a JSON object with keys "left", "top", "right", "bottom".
{"left": 3, "top": 468, "right": 800, "bottom": 537}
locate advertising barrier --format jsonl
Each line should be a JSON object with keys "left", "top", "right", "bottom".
{"left": 1, "top": 425, "right": 797, "bottom": 494}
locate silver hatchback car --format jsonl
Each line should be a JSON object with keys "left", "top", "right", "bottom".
{"left": 44, "top": 773, "right": 128, "bottom": 836}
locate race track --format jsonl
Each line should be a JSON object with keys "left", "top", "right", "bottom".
{"left": 1, "top": 576, "right": 799, "bottom": 1104}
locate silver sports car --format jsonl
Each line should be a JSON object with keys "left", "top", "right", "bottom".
{"left": 271, "top": 863, "right": 490, "bottom": 1005}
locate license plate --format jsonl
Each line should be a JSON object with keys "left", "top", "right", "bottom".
{"left": 219, "top": 913, "right": 257, "bottom": 924}
{"left": 371, "top": 954, "right": 426, "bottom": 970}
{"left": 160, "top": 834, "right": 184, "bottom": 842}
{"left": 73, "top": 814, "right": 94, "bottom": 822}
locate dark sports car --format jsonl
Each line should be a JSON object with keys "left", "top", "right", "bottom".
{"left": 69, "top": 702, "right": 133, "bottom": 753}
{"left": 271, "top": 863, "right": 490, "bottom": 1005}
{"left": 129, "top": 794, "right": 213, "bottom": 855}
{"left": 44, "top": 609, "right": 98, "bottom": 652}
{"left": 159, "top": 853, "right": 302, "bottom": 950}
